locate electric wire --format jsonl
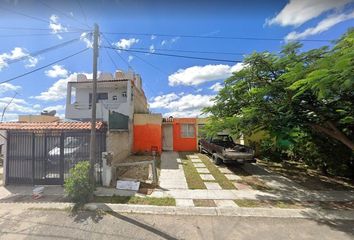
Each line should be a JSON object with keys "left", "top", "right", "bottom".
{"left": 102, "top": 45, "right": 240, "bottom": 63}
{"left": 0, "top": 48, "right": 89, "bottom": 85}
{"left": 102, "top": 31, "right": 333, "bottom": 42}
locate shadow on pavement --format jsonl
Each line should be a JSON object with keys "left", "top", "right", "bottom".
{"left": 105, "top": 206, "right": 178, "bottom": 240}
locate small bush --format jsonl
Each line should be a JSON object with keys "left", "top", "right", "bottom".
{"left": 64, "top": 161, "right": 94, "bottom": 205}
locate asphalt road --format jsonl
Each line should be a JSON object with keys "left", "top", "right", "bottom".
{"left": 0, "top": 207, "right": 353, "bottom": 240}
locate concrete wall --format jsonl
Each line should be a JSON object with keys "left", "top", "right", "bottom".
{"left": 66, "top": 84, "right": 130, "bottom": 121}
{"left": 133, "top": 87, "right": 148, "bottom": 114}
{"left": 0, "top": 130, "right": 6, "bottom": 184}
{"left": 106, "top": 131, "right": 130, "bottom": 165}
{"left": 133, "top": 114, "right": 162, "bottom": 154}
{"left": 19, "top": 115, "right": 60, "bottom": 122}
{"left": 173, "top": 118, "right": 197, "bottom": 152}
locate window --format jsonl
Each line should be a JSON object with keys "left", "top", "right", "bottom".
{"left": 89, "top": 92, "right": 108, "bottom": 104}
{"left": 122, "top": 91, "right": 127, "bottom": 97}
{"left": 112, "top": 95, "right": 117, "bottom": 100}
{"left": 181, "top": 124, "right": 195, "bottom": 138}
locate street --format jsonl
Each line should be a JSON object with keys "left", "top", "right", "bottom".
{"left": 0, "top": 206, "right": 353, "bottom": 240}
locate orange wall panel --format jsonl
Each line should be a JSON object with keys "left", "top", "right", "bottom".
{"left": 133, "top": 124, "right": 162, "bottom": 153}
{"left": 173, "top": 118, "right": 197, "bottom": 152}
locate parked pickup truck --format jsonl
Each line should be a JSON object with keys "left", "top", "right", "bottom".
{"left": 198, "top": 134, "right": 254, "bottom": 165}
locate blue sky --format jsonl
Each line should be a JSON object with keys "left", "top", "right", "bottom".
{"left": 0, "top": 0, "right": 353, "bottom": 121}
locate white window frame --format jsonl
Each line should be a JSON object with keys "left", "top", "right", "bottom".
{"left": 181, "top": 124, "right": 195, "bottom": 138}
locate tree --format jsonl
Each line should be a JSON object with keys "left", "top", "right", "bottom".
{"left": 205, "top": 29, "right": 354, "bottom": 156}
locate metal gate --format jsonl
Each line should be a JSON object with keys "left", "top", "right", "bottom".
{"left": 6, "top": 131, "right": 106, "bottom": 185}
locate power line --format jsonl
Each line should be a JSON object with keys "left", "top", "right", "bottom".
{"left": 101, "top": 34, "right": 133, "bottom": 69}
{"left": 0, "top": 5, "right": 84, "bottom": 32}
{"left": 0, "top": 48, "right": 89, "bottom": 85}
{"left": 6, "top": 38, "right": 81, "bottom": 65}
{"left": 102, "top": 46, "right": 241, "bottom": 63}
{"left": 0, "top": 5, "right": 50, "bottom": 24}
{"left": 128, "top": 47, "right": 245, "bottom": 56}
{"left": 76, "top": 0, "right": 90, "bottom": 28}
{"left": 102, "top": 31, "right": 333, "bottom": 42}
{"left": 0, "top": 31, "right": 83, "bottom": 38}
{"left": 38, "top": 0, "right": 89, "bottom": 29}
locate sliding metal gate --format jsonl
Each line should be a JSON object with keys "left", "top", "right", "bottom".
{"left": 6, "top": 131, "right": 106, "bottom": 185}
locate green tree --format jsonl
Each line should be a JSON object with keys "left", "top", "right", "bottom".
{"left": 204, "top": 29, "right": 354, "bottom": 173}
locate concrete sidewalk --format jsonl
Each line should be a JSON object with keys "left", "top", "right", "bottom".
{"left": 152, "top": 189, "right": 354, "bottom": 202}
{"left": 158, "top": 152, "right": 188, "bottom": 190}
{"left": 1, "top": 202, "right": 354, "bottom": 221}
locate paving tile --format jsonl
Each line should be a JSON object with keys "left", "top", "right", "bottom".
{"left": 191, "top": 159, "right": 202, "bottom": 163}
{"left": 188, "top": 155, "right": 200, "bottom": 159}
{"left": 196, "top": 168, "right": 210, "bottom": 174}
{"left": 225, "top": 174, "right": 242, "bottom": 181}
{"left": 176, "top": 199, "right": 194, "bottom": 207}
{"left": 214, "top": 200, "right": 238, "bottom": 208}
{"left": 200, "top": 174, "right": 215, "bottom": 181}
{"left": 193, "top": 163, "right": 206, "bottom": 168}
{"left": 233, "top": 182, "right": 252, "bottom": 190}
{"left": 218, "top": 168, "right": 233, "bottom": 174}
{"left": 204, "top": 182, "right": 222, "bottom": 190}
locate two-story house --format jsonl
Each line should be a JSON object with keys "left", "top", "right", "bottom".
{"left": 65, "top": 70, "right": 148, "bottom": 122}
{"left": 65, "top": 70, "right": 149, "bottom": 164}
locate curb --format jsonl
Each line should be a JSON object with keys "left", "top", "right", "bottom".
{"left": 1, "top": 202, "right": 354, "bottom": 220}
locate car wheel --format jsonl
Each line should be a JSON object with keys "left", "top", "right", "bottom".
{"left": 212, "top": 153, "right": 222, "bottom": 165}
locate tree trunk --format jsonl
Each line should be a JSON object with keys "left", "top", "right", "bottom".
{"left": 310, "top": 122, "right": 354, "bottom": 151}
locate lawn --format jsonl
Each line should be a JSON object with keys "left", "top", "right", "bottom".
{"left": 193, "top": 199, "right": 216, "bottom": 207}
{"left": 234, "top": 199, "right": 305, "bottom": 209}
{"left": 93, "top": 195, "right": 176, "bottom": 206}
{"left": 197, "top": 154, "right": 236, "bottom": 189}
{"left": 179, "top": 152, "right": 206, "bottom": 189}
{"left": 257, "top": 160, "right": 354, "bottom": 191}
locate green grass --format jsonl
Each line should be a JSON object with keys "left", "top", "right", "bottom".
{"left": 179, "top": 152, "right": 206, "bottom": 189}
{"left": 234, "top": 199, "right": 305, "bottom": 209}
{"left": 94, "top": 195, "right": 176, "bottom": 206}
{"left": 197, "top": 154, "right": 236, "bottom": 189}
{"left": 193, "top": 199, "right": 216, "bottom": 207}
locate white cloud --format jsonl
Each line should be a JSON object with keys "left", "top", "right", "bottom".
{"left": 0, "top": 97, "right": 37, "bottom": 114}
{"left": 160, "top": 37, "right": 180, "bottom": 46}
{"left": 168, "top": 63, "right": 244, "bottom": 86}
{"left": 128, "top": 55, "right": 134, "bottom": 62}
{"left": 209, "top": 82, "right": 223, "bottom": 92}
{"left": 45, "top": 65, "right": 68, "bottom": 78}
{"left": 266, "top": 0, "right": 351, "bottom": 27}
{"left": 114, "top": 38, "right": 139, "bottom": 50}
{"left": 43, "top": 104, "right": 65, "bottom": 112}
{"left": 49, "top": 14, "right": 68, "bottom": 39}
{"left": 0, "top": 83, "right": 21, "bottom": 95}
{"left": 149, "top": 44, "right": 155, "bottom": 53}
{"left": 285, "top": 11, "right": 354, "bottom": 41}
{"left": 149, "top": 93, "right": 179, "bottom": 109}
{"left": 171, "top": 37, "right": 180, "bottom": 43}
{"left": 33, "top": 72, "right": 91, "bottom": 101}
{"left": 149, "top": 93, "right": 215, "bottom": 117}
{"left": 0, "top": 47, "right": 38, "bottom": 71}
{"left": 80, "top": 32, "right": 93, "bottom": 48}
{"left": 151, "top": 35, "right": 156, "bottom": 40}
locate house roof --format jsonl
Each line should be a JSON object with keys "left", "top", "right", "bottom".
{"left": 0, "top": 121, "right": 106, "bottom": 131}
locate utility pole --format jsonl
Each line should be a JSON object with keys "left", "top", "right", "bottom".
{"left": 89, "top": 23, "right": 99, "bottom": 184}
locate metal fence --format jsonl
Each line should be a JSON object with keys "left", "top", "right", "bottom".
{"left": 6, "top": 131, "right": 106, "bottom": 185}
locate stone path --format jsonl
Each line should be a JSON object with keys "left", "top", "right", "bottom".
{"left": 159, "top": 152, "right": 188, "bottom": 191}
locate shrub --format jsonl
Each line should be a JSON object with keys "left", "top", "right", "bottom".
{"left": 64, "top": 161, "right": 94, "bottom": 205}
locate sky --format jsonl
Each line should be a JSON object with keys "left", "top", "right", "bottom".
{"left": 0, "top": 0, "right": 353, "bottom": 121}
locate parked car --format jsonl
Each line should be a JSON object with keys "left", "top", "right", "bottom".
{"left": 48, "top": 137, "right": 89, "bottom": 171}
{"left": 198, "top": 134, "right": 255, "bottom": 165}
